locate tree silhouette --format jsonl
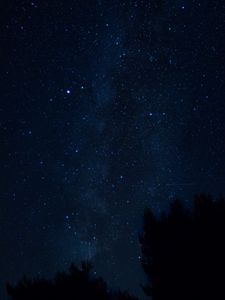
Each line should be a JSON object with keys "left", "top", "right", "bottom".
{"left": 139, "top": 194, "right": 225, "bottom": 300}
{"left": 6, "top": 261, "right": 138, "bottom": 300}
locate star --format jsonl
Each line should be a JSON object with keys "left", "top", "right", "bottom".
{"left": 2, "top": 1, "right": 225, "bottom": 299}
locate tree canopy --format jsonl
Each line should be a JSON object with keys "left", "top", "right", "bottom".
{"left": 6, "top": 261, "right": 138, "bottom": 300}
{"left": 139, "top": 194, "right": 225, "bottom": 300}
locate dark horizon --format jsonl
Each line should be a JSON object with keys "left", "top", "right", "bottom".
{"left": 5, "top": 194, "right": 225, "bottom": 300}
{"left": 1, "top": 1, "right": 225, "bottom": 299}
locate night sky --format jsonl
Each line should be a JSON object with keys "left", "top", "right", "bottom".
{"left": 1, "top": 0, "right": 225, "bottom": 299}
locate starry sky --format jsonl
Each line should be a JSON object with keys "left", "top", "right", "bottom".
{"left": 1, "top": 0, "right": 225, "bottom": 299}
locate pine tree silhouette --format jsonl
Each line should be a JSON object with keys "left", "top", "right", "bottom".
{"left": 6, "top": 261, "right": 138, "bottom": 300}
{"left": 139, "top": 194, "right": 225, "bottom": 300}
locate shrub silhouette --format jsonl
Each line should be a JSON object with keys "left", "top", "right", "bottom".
{"left": 139, "top": 194, "right": 225, "bottom": 300}
{"left": 6, "top": 261, "right": 138, "bottom": 300}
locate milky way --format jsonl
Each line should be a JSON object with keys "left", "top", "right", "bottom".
{"left": 1, "top": 1, "right": 225, "bottom": 299}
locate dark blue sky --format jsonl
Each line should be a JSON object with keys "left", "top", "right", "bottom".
{"left": 1, "top": 1, "right": 225, "bottom": 299}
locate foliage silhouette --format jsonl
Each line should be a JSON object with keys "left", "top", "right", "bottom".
{"left": 139, "top": 194, "right": 225, "bottom": 300}
{"left": 6, "top": 261, "right": 138, "bottom": 300}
